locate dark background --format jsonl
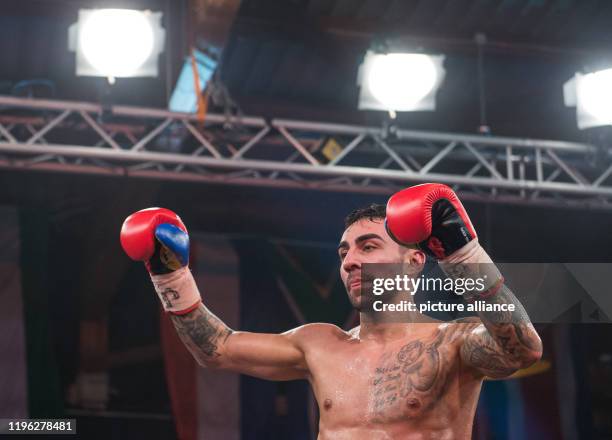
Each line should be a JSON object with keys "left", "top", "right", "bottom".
{"left": 1, "top": 0, "right": 612, "bottom": 439}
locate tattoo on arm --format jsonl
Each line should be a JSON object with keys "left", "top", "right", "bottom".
{"left": 170, "top": 303, "right": 233, "bottom": 366}
{"left": 448, "top": 262, "right": 543, "bottom": 375}
{"left": 475, "top": 284, "right": 542, "bottom": 352}
{"left": 460, "top": 328, "right": 524, "bottom": 377}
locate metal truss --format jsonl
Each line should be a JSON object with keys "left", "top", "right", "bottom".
{"left": 0, "top": 95, "right": 611, "bottom": 210}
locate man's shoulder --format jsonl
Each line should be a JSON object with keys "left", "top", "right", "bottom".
{"left": 285, "top": 323, "right": 350, "bottom": 345}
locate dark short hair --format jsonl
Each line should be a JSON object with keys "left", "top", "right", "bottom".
{"left": 344, "top": 204, "right": 386, "bottom": 229}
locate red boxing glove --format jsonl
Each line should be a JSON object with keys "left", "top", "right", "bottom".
{"left": 120, "top": 208, "right": 201, "bottom": 314}
{"left": 385, "top": 183, "right": 477, "bottom": 260}
{"left": 120, "top": 207, "right": 187, "bottom": 274}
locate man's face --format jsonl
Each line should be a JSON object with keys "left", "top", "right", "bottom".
{"left": 337, "top": 218, "right": 424, "bottom": 310}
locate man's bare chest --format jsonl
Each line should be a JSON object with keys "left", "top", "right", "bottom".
{"left": 310, "top": 329, "right": 464, "bottom": 424}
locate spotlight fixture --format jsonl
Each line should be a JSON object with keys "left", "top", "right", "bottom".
{"left": 357, "top": 51, "right": 445, "bottom": 114}
{"left": 69, "top": 9, "right": 165, "bottom": 82}
{"left": 564, "top": 68, "right": 612, "bottom": 129}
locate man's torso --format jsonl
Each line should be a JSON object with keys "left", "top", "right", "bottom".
{"left": 300, "top": 322, "right": 483, "bottom": 439}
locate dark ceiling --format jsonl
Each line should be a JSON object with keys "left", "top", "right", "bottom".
{"left": 2, "top": 0, "right": 612, "bottom": 141}
{"left": 222, "top": 0, "right": 612, "bottom": 140}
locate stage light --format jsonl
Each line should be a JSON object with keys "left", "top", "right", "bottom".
{"left": 564, "top": 68, "right": 612, "bottom": 129}
{"left": 358, "top": 51, "right": 445, "bottom": 113}
{"left": 69, "top": 9, "right": 165, "bottom": 81}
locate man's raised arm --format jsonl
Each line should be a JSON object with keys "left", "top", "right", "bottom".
{"left": 120, "top": 208, "right": 308, "bottom": 381}
{"left": 458, "top": 283, "right": 542, "bottom": 378}
{"left": 386, "top": 183, "right": 542, "bottom": 378}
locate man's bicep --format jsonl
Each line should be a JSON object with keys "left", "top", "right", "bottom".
{"left": 460, "top": 324, "right": 520, "bottom": 379}
{"left": 222, "top": 330, "right": 308, "bottom": 380}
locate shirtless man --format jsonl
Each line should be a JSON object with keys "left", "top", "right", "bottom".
{"left": 120, "top": 183, "right": 542, "bottom": 439}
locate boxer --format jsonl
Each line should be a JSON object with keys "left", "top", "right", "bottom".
{"left": 120, "top": 183, "right": 542, "bottom": 439}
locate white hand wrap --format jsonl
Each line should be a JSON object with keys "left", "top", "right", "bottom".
{"left": 439, "top": 239, "right": 504, "bottom": 301}
{"left": 150, "top": 267, "right": 202, "bottom": 314}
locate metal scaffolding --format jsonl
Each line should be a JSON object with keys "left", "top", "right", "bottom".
{"left": 0, "top": 95, "right": 610, "bottom": 209}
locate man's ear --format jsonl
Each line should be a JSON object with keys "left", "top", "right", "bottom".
{"left": 406, "top": 248, "right": 426, "bottom": 267}
{"left": 399, "top": 248, "right": 426, "bottom": 277}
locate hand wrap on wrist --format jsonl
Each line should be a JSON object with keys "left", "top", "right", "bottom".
{"left": 438, "top": 240, "right": 504, "bottom": 302}
{"left": 150, "top": 267, "right": 201, "bottom": 314}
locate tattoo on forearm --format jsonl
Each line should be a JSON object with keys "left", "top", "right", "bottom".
{"left": 479, "top": 285, "right": 541, "bottom": 349}
{"left": 443, "top": 261, "right": 542, "bottom": 373}
{"left": 461, "top": 329, "right": 523, "bottom": 377}
{"left": 170, "top": 304, "right": 233, "bottom": 364}
{"left": 461, "top": 283, "right": 543, "bottom": 375}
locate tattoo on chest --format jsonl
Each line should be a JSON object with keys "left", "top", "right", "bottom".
{"left": 369, "top": 329, "right": 459, "bottom": 422}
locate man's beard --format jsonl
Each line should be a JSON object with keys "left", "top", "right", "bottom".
{"left": 348, "top": 289, "right": 362, "bottom": 310}
{"left": 350, "top": 292, "right": 376, "bottom": 312}
{"left": 346, "top": 275, "right": 375, "bottom": 312}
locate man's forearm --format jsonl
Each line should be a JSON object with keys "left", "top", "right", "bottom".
{"left": 442, "top": 256, "right": 543, "bottom": 368}
{"left": 169, "top": 303, "right": 234, "bottom": 367}
{"left": 468, "top": 283, "right": 543, "bottom": 367}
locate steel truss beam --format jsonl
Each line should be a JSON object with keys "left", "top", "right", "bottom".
{"left": 0, "top": 95, "right": 610, "bottom": 210}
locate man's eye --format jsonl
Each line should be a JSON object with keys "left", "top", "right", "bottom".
{"left": 363, "top": 244, "right": 375, "bottom": 251}
{"left": 339, "top": 252, "right": 348, "bottom": 260}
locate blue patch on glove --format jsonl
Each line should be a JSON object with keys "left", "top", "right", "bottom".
{"left": 155, "top": 223, "right": 190, "bottom": 267}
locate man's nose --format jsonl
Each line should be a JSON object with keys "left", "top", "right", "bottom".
{"left": 342, "top": 249, "right": 360, "bottom": 273}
